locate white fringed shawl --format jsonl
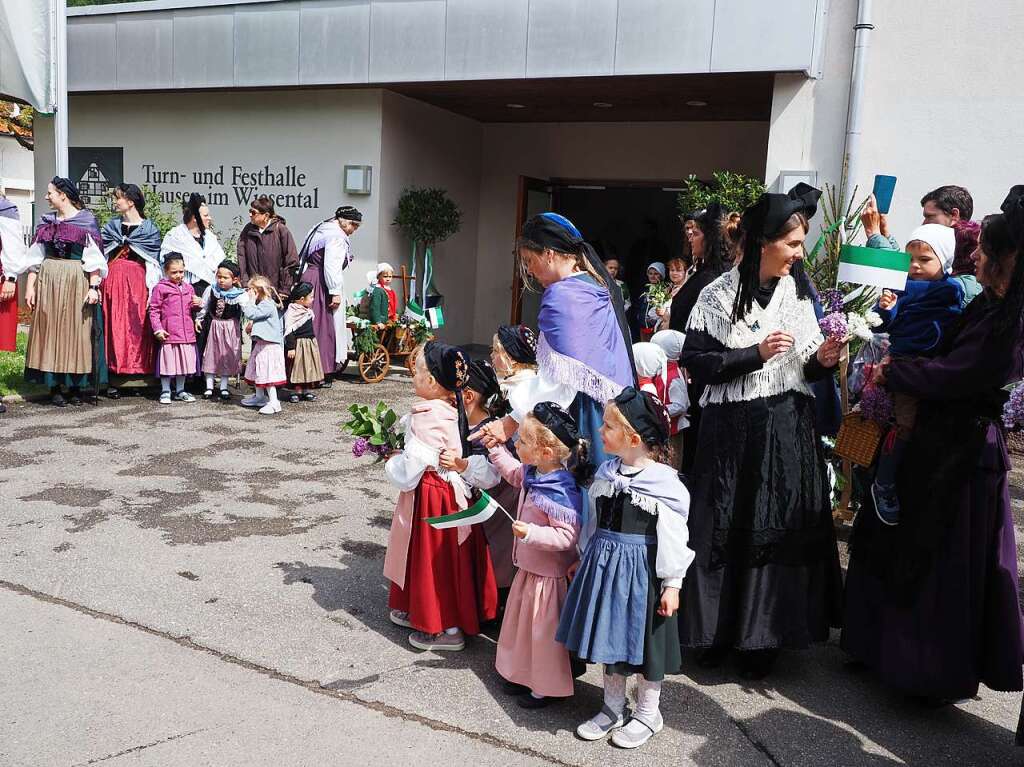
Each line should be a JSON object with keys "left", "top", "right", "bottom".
{"left": 687, "top": 268, "right": 822, "bottom": 405}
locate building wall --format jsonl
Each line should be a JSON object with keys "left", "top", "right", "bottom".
{"left": 0, "top": 134, "right": 34, "bottom": 232}
{"left": 378, "top": 91, "right": 483, "bottom": 346}
{"left": 767, "top": 0, "right": 1024, "bottom": 243}
{"left": 35, "top": 88, "right": 385, "bottom": 282}
{"left": 472, "top": 120, "right": 771, "bottom": 341}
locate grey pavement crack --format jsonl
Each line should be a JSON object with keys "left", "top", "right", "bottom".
{"left": 72, "top": 729, "right": 209, "bottom": 765}
{"left": 0, "top": 579, "right": 572, "bottom": 767}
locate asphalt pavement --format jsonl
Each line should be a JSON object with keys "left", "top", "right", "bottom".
{"left": 1, "top": 374, "right": 1022, "bottom": 766}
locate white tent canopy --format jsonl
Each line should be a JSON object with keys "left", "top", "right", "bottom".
{"left": 0, "top": 0, "right": 54, "bottom": 112}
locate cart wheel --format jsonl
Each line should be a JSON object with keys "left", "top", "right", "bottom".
{"left": 359, "top": 344, "right": 391, "bottom": 383}
{"left": 405, "top": 344, "right": 423, "bottom": 374}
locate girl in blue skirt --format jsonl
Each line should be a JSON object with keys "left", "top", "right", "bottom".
{"left": 556, "top": 386, "right": 694, "bottom": 749}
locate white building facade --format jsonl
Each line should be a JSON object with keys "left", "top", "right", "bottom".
{"left": 33, "top": 0, "right": 1023, "bottom": 345}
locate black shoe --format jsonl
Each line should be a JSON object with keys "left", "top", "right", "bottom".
{"left": 737, "top": 649, "right": 779, "bottom": 680}
{"left": 51, "top": 392, "right": 67, "bottom": 407}
{"left": 696, "top": 645, "right": 730, "bottom": 669}
{"left": 106, "top": 387, "right": 120, "bottom": 400}
{"left": 203, "top": 389, "right": 214, "bottom": 400}
{"left": 68, "top": 394, "right": 83, "bottom": 406}
{"left": 0, "top": 399, "right": 6, "bottom": 414}
{"left": 219, "top": 390, "right": 231, "bottom": 401}
{"left": 516, "top": 694, "right": 551, "bottom": 710}
{"left": 287, "top": 393, "right": 300, "bottom": 404}
{"left": 302, "top": 392, "right": 317, "bottom": 401}
{"left": 320, "top": 379, "right": 332, "bottom": 389}
{"left": 502, "top": 680, "right": 531, "bottom": 696}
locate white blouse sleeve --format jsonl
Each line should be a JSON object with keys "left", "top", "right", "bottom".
{"left": 461, "top": 454, "right": 500, "bottom": 490}
{"left": 509, "top": 370, "right": 577, "bottom": 423}
{"left": 323, "top": 236, "right": 349, "bottom": 296}
{"left": 196, "top": 286, "right": 213, "bottom": 323}
{"left": 0, "top": 231, "right": 36, "bottom": 278}
{"left": 665, "top": 377, "right": 690, "bottom": 418}
{"left": 81, "top": 235, "right": 108, "bottom": 278}
{"left": 383, "top": 435, "right": 439, "bottom": 492}
{"left": 656, "top": 510, "right": 695, "bottom": 589}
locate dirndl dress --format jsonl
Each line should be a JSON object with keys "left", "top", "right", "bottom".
{"left": 556, "top": 491, "right": 681, "bottom": 681}
{"left": 202, "top": 318, "right": 242, "bottom": 376}
{"left": 245, "top": 338, "right": 287, "bottom": 387}
{"left": 288, "top": 337, "right": 324, "bottom": 385}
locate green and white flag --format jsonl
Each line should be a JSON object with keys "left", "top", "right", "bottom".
{"left": 837, "top": 245, "right": 910, "bottom": 291}
{"left": 404, "top": 299, "right": 445, "bottom": 329}
{"left": 424, "top": 490, "right": 505, "bottom": 529}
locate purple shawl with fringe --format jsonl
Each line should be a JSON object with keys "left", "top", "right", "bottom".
{"left": 33, "top": 209, "right": 102, "bottom": 251}
{"left": 523, "top": 467, "right": 582, "bottom": 526}
{"left": 538, "top": 274, "right": 633, "bottom": 404}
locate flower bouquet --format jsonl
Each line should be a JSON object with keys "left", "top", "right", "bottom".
{"left": 1003, "top": 382, "right": 1024, "bottom": 430}
{"left": 343, "top": 402, "right": 405, "bottom": 461}
{"left": 818, "top": 287, "right": 882, "bottom": 343}
{"left": 646, "top": 281, "right": 671, "bottom": 310}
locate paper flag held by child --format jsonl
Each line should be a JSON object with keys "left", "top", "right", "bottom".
{"left": 837, "top": 244, "right": 910, "bottom": 291}
{"left": 424, "top": 489, "right": 512, "bottom": 529}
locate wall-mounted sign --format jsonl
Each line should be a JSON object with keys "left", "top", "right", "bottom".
{"left": 344, "top": 165, "right": 372, "bottom": 195}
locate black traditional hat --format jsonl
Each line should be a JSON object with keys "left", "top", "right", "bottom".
{"left": 335, "top": 205, "right": 363, "bottom": 222}
{"left": 497, "top": 324, "right": 537, "bottom": 365}
{"left": 289, "top": 281, "right": 314, "bottom": 301}
{"left": 424, "top": 341, "right": 471, "bottom": 452}
{"left": 741, "top": 183, "right": 822, "bottom": 240}
{"left": 1000, "top": 185, "right": 1024, "bottom": 247}
{"left": 50, "top": 176, "right": 82, "bottom": 206}
{"left": 613, "top": 386, "right": 670, "bottom": 447}
{"left": 532, "top": 401, "right": 582, "bottom": 450}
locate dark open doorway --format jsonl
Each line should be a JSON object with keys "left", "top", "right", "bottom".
{"left": 510, "top": 179, "right": 684, "bottom": 330}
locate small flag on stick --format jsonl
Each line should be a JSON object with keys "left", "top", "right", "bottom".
{"left": 424, "top": 490, "right": 512, "bottom": 529}
{"left": 837, "top": 245, "right": 910, "bottom": 291}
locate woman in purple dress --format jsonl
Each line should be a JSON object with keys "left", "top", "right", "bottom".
{"left": 842, "top": 185, "right": 1024, "bottom": 704}
{"left": 297, "top": 206, "right": 360, "bottom": 384}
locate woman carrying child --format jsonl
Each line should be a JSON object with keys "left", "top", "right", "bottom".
{"left": 384, "top": 342, "right": 498, "bottom": 652}
{"left": 557, "top": 387, "right": 694, "bottom": 749}
{"left": 239, "top": 275, "right": 286, "bottom": 415}
{"left": 488, "top": 402, "right": 584, "bottom": 709}
{"left": 148, "top": 253, "right": 199, "bottom": 404}
{"left": 196, "top": 260, "right": 244, "bottom": 401}
{"left": 283, "top": 281, "right": 324, "bottom": 402}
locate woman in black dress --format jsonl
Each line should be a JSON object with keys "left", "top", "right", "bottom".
{"left": 678, "top": 185, "right": 844, "bottom": 679}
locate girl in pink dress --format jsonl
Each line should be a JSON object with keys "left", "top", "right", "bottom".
{"left": 488, "top": 402, "right": 585, "bottom": 708}
{"left": 148, "top": 254, "right": 199, "bottom": 404}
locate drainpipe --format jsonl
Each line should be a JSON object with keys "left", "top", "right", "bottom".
{"left": 842, "top": 0, "right": 874, "bottom": 209}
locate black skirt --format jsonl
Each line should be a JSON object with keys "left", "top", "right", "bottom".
{"left": 680, "top": 390, "right": 843, "bottom": 650}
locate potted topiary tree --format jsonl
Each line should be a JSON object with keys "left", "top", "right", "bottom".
{"left": 676, "top": 171, "right": 766, "bottom": 216}
{"left": 393, "top": 187, "right": 461, "bottom": 329}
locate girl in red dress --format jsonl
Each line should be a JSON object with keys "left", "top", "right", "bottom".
{"left": 382, "top": 341, "right": 498, "bottom": 651}
{"left": 0, "top": 194, "right": 27, "bottom": 414}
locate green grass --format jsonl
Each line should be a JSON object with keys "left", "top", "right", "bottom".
{"left": 0, "top": 332, "right": 46, "bottom": 398}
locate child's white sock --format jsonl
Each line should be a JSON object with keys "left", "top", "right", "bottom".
{"left": 603, "top": 672, "right": 627, "bottom": 716}
{"left": 443, "top": 626, "right": 460, "bottom": 636}
{"left": 635, "top": 678, "right": 662, "bottom": 721}
{"left": 218, "top": 375, "right": 229, "bottom": 391}
{"left": 266, "top": 386, "right": 279, "bottom": 405}
{"left": 160, "top": 376, "right": 172, "bottom": 394}
{"left": 174, "top": 375, "right": 186, "bottom": 393}
{"left": 205, "top": 374, "right": 214, "bottom": 391}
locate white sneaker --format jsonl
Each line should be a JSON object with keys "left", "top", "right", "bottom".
{"left": 611, "top": 712, "right": 663, "bottom": 749}
{"left": 241, "top": 393, "right": 268, "bottom": 408}
{"left": 175, "top": 392, "right": 196, "bottom": 403}
{"left": 576, "top": 706, "right": 627, "bottom": 741}
{"left": 258, "top": 401, "right": 282, "bottom": 415}
{"left": 389, "top": 609, "right": 413, "bottom": 628}
{"left": 158, "top": 392, "right": 171, "bottom": 405}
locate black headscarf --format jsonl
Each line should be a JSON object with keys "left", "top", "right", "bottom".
{"left": 466, "top": 358, "right": 510, "bottom": 418}
{"left": 335, "top": 205, "right": 363, "bottom": 222}
{"left": 217, "top": 259, "right": 240, "bottom": 277}
{"left": 497, "top": 324, "right": 537, "bottom": 365}
{"left": 532, "top": 401, "right": 582, "bottom": 450}
{"left": 613, "top": 386, "right": 670, "bottom": 447}
{"left": 1000, "top": 185, "right": 1024, "bottom": 246}
{"left": 183, "top": 193, "right": 207, "bottom": 242}
{"left": 51, "top": 176, "right": 82, "bottom": 206}
{"left": 116, "top": 183, "right": 146, "bottom": 217}
{"left": 520, "top": 212, "right": 636, "bottom": 378}
{"left": 740, "top": 183, "right": 821, "bottom": 240}
{"left": 288, "top": 281, "right": 314, "bottom": 302}
{"left": 424, "top": 340, "right": 471, "bottom": 454}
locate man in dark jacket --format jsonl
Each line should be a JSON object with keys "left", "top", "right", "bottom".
{"left": 237, "top": 196, "right": 299, "bottom": 294}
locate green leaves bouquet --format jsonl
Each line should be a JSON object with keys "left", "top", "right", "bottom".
{"left": 344, "top": 402, "right": 405, "bottom": 461}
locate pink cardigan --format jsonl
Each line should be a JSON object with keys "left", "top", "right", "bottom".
{"left": 488, "top": 446, "right": 579, "bottom": 579}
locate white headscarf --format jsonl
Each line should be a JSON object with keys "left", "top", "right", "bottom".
{"left": 906, "top": 224, "right": 956, "bottom": 273}
{"left": 632, "top": 342, "right": 668, "bottom": 379}
{"left": 651, "top": 330, "right": 686, "bottom": 361}
{"left": 647, "top": 262, "right": 666, "bottom": 280}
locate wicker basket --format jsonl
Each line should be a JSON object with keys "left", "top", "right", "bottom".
{"left": 834, "top": 412, "right": 884, "bottom": 467}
